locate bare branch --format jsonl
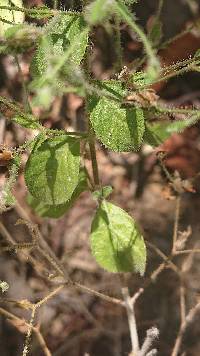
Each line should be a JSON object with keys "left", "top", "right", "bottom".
{"left": 121, "top": 284, "right": 140, "bottom": 354}
{"left": 0, "top": 307, "right": 51, "bottom": 356}
{"left": 172, "top": 301, "right": 200, "bottom": 356}
{"left": 139, "top": 327, "right": 159, "bottom": 356}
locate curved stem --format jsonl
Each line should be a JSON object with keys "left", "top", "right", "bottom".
{"left": 115, "top": 0, "right": 158, "bottom": 68}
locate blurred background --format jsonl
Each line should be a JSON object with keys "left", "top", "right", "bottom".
{"left": 1, "top": 0, "right": 200, "bottom": 355}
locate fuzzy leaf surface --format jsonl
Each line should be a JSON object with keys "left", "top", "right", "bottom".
{"left": 25, "top": 136, "right": 80, "bottom": 205}
{"left": 32, "top": 14, "right": 88, "bottom": 77}
{"left": 89, "top": 81, "right": 145, "bottom": 152}
{"left": 84, "top": 0, "right": 115, "bottom": 25}
{"left": 144, "top": 118, "right": 198, "bottom": 146}
{"left": 27, "top": 168, "right": 88, "bottom": 218}
{"left": 90, "top": 201, "right": 146, "bottom": 274}
{"left": 12, "top": 115, "right": 41, "bottom": 129}
{"left": 148, "top": 17, "right": 163, "bottom": 47}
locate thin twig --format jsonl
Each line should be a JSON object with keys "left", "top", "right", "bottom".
{"left": 157, "top": 0, "right": 164, "bottom": 18}
{"left": 73, "top": 281, "right": 123, "bottom": 306}
{"left": 0, "top": 221, "right": 49, "bottom": 278}
{"left": 0, "top": 307, "right": 51, "bottom": 356}
{"left": 88, "top": 124, "right": 100, "bottom": 188}
{"left": 149, "top": 261, "right": 166, "bottom": 282}
{"left": 15, "top": 203, "right": 127, "bottom": 312}
{"left": 14, "top": 55, "right": 32, "bottom": 113}
{"left": 0, "top": 5, "right": 80, "bottom": 16}
{"left": 35, "top": 285, "right": 64, "bottom": 308}
{"left": 15, "top": 203, "right": 68, "bottom": 278}
{"left": 130, "top": 288, "right": 144, "bottom": 306}
{"left": 172, "top": 196, "right": 181, "bottom": 254}
{"left": 175, "top": 249, "right": 200, "bottom": 255}
{"left": 22, "top": 306, "right": 36, "bottom": 356}
{"left": 147, "top": 241, "right": 179, "bottom": 275}
{"left": 120, "top": 275, "right": 140, "bottom": 355}
{"left": 0, "top": 115, "right": 6, "bottom": 143}
{"left": 180, "top": 283, "right": 186, "bottom": 325}
{"left": 171, "top": 301, "right": 200, "bottom": 356}
{"left": 15, "top": 202, "right": 125, "bottom": 307}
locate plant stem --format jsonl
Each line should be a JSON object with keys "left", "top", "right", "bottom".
{"left": 83, "top": 24, "right": 100, "bottom": 190}
{"left": 53, "top": 0, "right": 58, "bottom": 9}
{"left": 46, "top": 128, "right": 88, "bottom": 138}
{"left": 0, "top": 307, "right": 51, "bottom": 356}
{"left": 115, "top": 0, "right": 158, "bottom": 68}
{"left": 135, "top": 57, "right": 199, "bottom": 90}
{"left": 0, "top": 95, "right": 29, "bottom": 118}
{"left": 160, "top": 26, "right": 192, "bottom": 50}
{"left": 0, "top": 5, "right": 81, "bottom": 17}
{"left": 114, "top": 14, "right": 123, "bottom": 72}
{"left": 22, "top": 307, "right": 36, "bottom": 356}
{"left": 171, "top": 301, "right": 200, "bottom": 356}
{"left": 172, "top": 196, "right": 181, "bottom": 254}
{"left": 121, "top": 280, "right": 140, "bottom": 355}
{"left": 14, "top": 55, "right": 32, "bottom": 113}
{"left": 157, "top": 0, "right": 164, "bottom": 18}
{"left": 154, "top": 64, "right": 192, "bottom": 84}
{"left": 9, "top": 1, "right": 32, "bottom": 114}
{"left": 88, "top": 125, "right": 100, "bottom": 188}
{"left": 156, "top": 105, "right": 200, "bottom": 117}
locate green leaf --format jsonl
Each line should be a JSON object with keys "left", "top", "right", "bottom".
{"left": 25, "top": 6, "right": 53, "bottom": 20}
{"left": 30, "top": 35, "right": 52, "bottom": 77}
{"left": 131, "top": 71, "right": 154, "bottom": 88}
{"left": 89, "top": 81, "right": 145, "bottom": 152}
{"left": 92, "top": 185, "right": 113, "bottom": 200}
{"left": 194, "top": 49, "right": 200, "bottom": 58}
{"left": 12, "top": 115, "right": 41, "bottom": 129}
{"left": 148, "top": 17, "right": 162, "bottom": 48}
{"left": 90, "top": 201, "right": 146, "bottom": 274}
{"left": 29, "top": 132, "right": 47, "bottom": 151}
{"left": 84, "top": 0, "right": 115, "bottom": 25}
{"left": 0, "top": 0, "right": 24, "bottom": 38}
{"left": 114, "top": 0, "right": 160, "bottom": 79}
{"left": 30, "top": 15, "right": 88, "bottom": 109}
{"left": 1, "top": 154, "right": 21, "bottom": 209}
{"left": 27, "top": 168, "right": 88, "bottom": 218}
{"left": 66, "top": 16, "right": 88, "bottom": 65}
{"left": 25, "top": 135, "right": 80, "bottom": 205}
{"left": 2, "top": 23, "right": 41, "bottom": 53}
{"left": 146, "top": 58, "right": 161, "bottom": 82}
{"left": 45, "top": 14, "right": 88, "bottom": 66}
{"left": 144, "top": 118, "right": 198, "bottom": 147}
{"left": 32, "top": 14, "right": 88, "bottom": 78}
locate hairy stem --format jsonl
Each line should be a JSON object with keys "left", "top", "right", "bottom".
{"left": 14, "top": 55, "right": 32, "bottom": 113}
{"left": 53, "top": 0, "right": 58, "bottom": 9}
{"left": 115, "top": 0, "right": 158, "bottom": 69}
{"left": 88, "top": 125, "right": 100, "bottom": 188}
{"left": 114, "top": 14, "right": 123, "bottom": 72}
{"left": 0, "top": 5, "right": 81, "bottom": 20}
